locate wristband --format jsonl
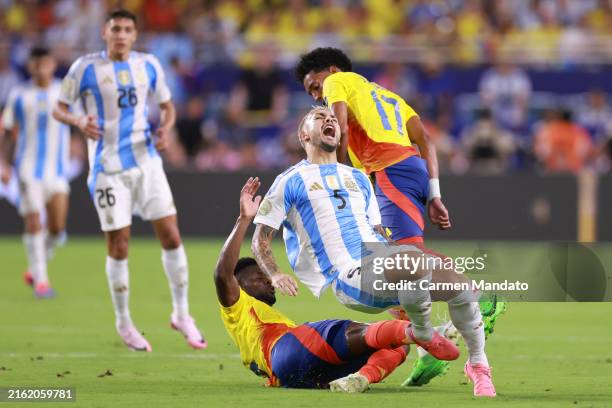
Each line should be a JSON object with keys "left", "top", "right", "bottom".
{"left": 428, "top": 178, "right": 441, "bottom": 201}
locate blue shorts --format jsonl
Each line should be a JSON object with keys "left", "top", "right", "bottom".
{"left": 374, "top": 156, "right": 429, "bottom": 242}
{"left": 270, "top": 319, "right": 373, "bottom": 389}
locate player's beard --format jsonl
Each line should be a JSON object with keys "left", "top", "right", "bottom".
{"left": 256, "top": 292, "right": 277, "bottom": 306}
{"left": 318, "top": 138, "right": 338, "bottom": 153}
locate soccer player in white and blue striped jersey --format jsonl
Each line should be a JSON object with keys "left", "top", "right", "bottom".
{"left": 52, "top": 9, "right": 206, "bottom": 352}
{"left": 252, "top": 107, "right": 496, "bottom": 396}
{"left": 1, "top": 47, "right": 70, "bottom": 298}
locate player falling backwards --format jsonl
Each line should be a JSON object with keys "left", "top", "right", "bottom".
{"left": 216, "top": 176, "right": 422, "bottom": 392}
{"left": 294, "top": 47, "right": 505, "bottom": 385}
{"left": 252, "top": 107, "right": 496, "bottom": 397}
{"left": 52, "top": 9, "right": 205, "bottom": 351}
{"left": 1, "top": 47, "right": 70, "bottom": 298}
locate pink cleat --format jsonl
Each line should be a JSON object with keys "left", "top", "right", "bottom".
{"left": 408, "top": 327, "right": 460, "bottom": 361}
{"left": 170, "top": 314, "right": 207, "bottom": 350}
{"left": 34, "top": 282, "right": 55, "bottom": 298}
{"left": 24, "top": 270, "right": 34, "bottom": 287}
{"left": 116, "top": 323, "right": 152, "bottom": 352}
{"left": 464, "top": 362, "right": 497, "bottom": 397}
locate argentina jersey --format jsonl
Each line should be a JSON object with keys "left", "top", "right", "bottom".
{"left": 254, "top": 160, "right": 386, "bottom": 297}
{"left": 2, "top": 81, "right": 70, "bottom": 182}
{"left": 58, "top": 51, "right": 171, "bottom": 179}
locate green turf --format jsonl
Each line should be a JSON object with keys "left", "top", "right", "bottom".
{"left": 1, "top": 237, "right": 611, "bottom": 407}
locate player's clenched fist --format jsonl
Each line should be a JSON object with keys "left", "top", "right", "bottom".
{"left": 155, "top": 127, "right": 171, "bottom": 152}
{"left": 76, "top": 114, "right": 102, "bottom": 140}
{"left": 271, "top": 273, "right": 298, "bottom": 296}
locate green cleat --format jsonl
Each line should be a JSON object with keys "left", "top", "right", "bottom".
{"left": 402, "top": 353, "right": 451, "bottom": 387}
{"left": 479, "top": 293, "right": 507, "bottom": 339}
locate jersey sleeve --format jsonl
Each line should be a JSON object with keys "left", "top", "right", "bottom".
{"left": 402, "top": 100, "right": 419, "bottom": 123}
{"left": 219, "top": 289, "right": 252, "bottom": 324}
{"left": 253, "top": 174, "right": 292, "bottom": 230}
{"left": 58, "top": 57, "right": 84, "bottom": 105}
{"left": 1, "top": 89, "right": 18, "bottom": 129}
{"left": 323, "top": 73, "right": 351, "bottom": 106}
{"left": 145, "top": 55, "right": 172, "bottom": 104}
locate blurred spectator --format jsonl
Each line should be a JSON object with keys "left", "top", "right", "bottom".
{"left": 534, "top": 109, "right": 593, "bottom": 173}
{"left": 417, "top": 52, "right": 454, "bottom": 119}
{"left": 225, "top": 45, "right": 288, "bottom": 141}
{"left": 373, "top": 62, "right": 417, "bottom": 102}
{"left": 143, "top": 0, "right": 180, "bottom": 32}
{"left": 0, "top": 50, "right": 19, "bottom": 109}
{"left": 479, "top": 61, "right": 532, "bottom": 132}
{"left": 460, "top": 109, "right": 517, "bottom": 174}
{"left": 577, "top": 89, "right": 612, "bottom": 144}
{"left": 175, "top": 97, "right": 208, "bottom": 160}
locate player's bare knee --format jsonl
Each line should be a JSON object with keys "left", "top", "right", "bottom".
{"left": 108, "top": 234, "right": 129, "bottom": 259}
{"left": 24, "top": 213, "right": 42, "bottom": 234}
{"left": 159, "top": 229, "right": 181, "bottom": 250}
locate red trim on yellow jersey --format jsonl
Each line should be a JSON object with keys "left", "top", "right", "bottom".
{"left": 348, "top": 118, "right": 417, "bottom": 174}
{"left": 249, "top": 307, "right": 292, "bottom": 387}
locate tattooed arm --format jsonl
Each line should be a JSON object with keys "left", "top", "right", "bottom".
{"left": 252, "top": 223, "right": 299, "bottom": 296}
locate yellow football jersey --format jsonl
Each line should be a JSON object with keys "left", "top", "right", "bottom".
{"left": 220, "top": 289, "right": 295, "bottom": 384}
{"left": 323, "top": 71, "right": 419, "bottom": 174}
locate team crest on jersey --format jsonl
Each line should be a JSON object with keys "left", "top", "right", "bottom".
{"left": 325, "top": 175, "right": 339, "bottom": 190}
{"left": 117, "top": 70, "right": 131, "bottom": 86}
{"left": 343, "top": 177, "right": 360, "bottom": 192}
{"left": 258, "top": 198, "right": 272, "bottom": 216}
{"left": 134, "top": 67, "right": 147, "bottom": 86}
{"left": 61, "top": 77, "right": 74, "bottom": 95}
{"left": 101, "top": 76, "right": 114, "bottom": 86}
{"left": 309, "top": 182, "right": 324, "bottom": 192}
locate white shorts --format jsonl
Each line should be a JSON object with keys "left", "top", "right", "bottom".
{"left": 18, "top": 177, "right": 70, "bottom": 216}
{"left": 332, "top": 244, "right": 425, "bottom": 313}
{"left": 91, "top": 158, "right": 177, "bottom": 232}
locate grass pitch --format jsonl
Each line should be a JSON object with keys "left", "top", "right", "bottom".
{"left": 1, "top": 237, "right": 611, "bottom": 407}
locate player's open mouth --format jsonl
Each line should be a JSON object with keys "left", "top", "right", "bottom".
{"left": 322, "top": 125, "right": 335, "bottom": 136}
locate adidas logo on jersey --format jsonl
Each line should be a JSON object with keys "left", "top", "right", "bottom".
{"left": 101, "top": 76, "right": 114, "bottom": 86}
{"left": 309, "top": 182, "right": 324, "bottom": 191}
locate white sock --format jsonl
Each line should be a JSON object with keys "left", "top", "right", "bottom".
{"left": 23, "top": 232, "right": 48, "bottom": 285}
{"left": 105, "top": 257, "right": 132, "bottom": 327}
{"left": 162, "top": 245, "right": 189, "bottom": 319}
{"left": 448, "top": 298, "right": 488, "bottom": 366}
{"left": 397, "top": 272, "right": 434, "bottom": 341}
{"left": 45, "top": 230, "right": 66, "bottom": 260}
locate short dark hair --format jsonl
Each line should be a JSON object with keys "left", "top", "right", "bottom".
{"left": 29, "top": 46, "right": 51, "bottom": 59}
{"left": 295, "top": 47, "right": 352, "bottom": 83}
{"left": 234, "top": 257, "right": 258, "bottom": 278}
{"left": 106, "top": 8, "right": 137, "bottom": 24}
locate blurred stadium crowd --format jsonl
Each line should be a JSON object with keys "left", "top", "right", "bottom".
{"left": 1, "top": 0, "right": 612, "bottom": 174}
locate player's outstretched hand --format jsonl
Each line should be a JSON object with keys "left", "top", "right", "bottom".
{"left": 240, "top": 177, "right": 262, "bottom": 219}
{"left": 155, "top": 127, "right": 170, "bottom": 152}
{"left": 271, "top": 273, "right": 299, "bottom": 296}
{"left": 428, "top": 197, "right": 451, "bottom": 230}
{"left": 76, "top": 114, "right": 102, "bottom": 140}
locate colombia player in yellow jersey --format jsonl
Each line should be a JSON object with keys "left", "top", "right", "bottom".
{"left": 214, "top": 177, "right": 422, "bottom": 391}
{"left": 295, "top": 48, "right": 451, "bottom": 245}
